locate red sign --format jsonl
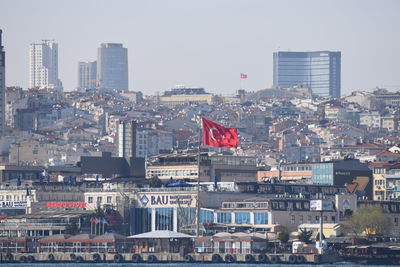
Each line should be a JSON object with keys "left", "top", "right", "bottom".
{"left": 45, "top": 202, "right": 86, "bottom": 208}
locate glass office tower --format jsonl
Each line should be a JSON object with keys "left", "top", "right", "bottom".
{"left": 97, "top": 43, "right": 128, "bottom": 91}
{"left": 273, "top": 51, "right": 341, "bottom": 98}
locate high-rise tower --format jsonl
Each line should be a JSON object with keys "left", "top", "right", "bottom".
{"left": 29, "top": 40, "right": 63, "bottom": 90}
{"left": 0, "top": 30, "right": 5, "bottom": 136}
{"left": 117, "top": 120, "right": 137, "bottom": 160}
{"left": 273, "top": 51, "right": 341, "bottom": 98}
{"left": 77, "top": 61, "right": 97, "bottom": 91}
{"left": 97, "top": 43, "right": 128, "bottom": 91}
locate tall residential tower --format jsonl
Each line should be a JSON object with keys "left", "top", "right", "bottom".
{"left": 0, "top": 30, "right": 5, "bottom": 136}
{"left": 97, "top": 43, "right": 128, "bottom": 91}
{"left": 29, "top": 40, "right": 62, "bottom": 90}
{"left": 77, "top": 61, "right": 97, "bottom": 91}
{"left": 273, "top": 51, "right": 341, "bottom": 98}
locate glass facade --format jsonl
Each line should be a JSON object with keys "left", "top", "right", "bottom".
{"left": 131, "top": 208, "right": 151, "bottom": 234}
{"left": 132, "top": 207, "right": 271, "bottom": 234}
{"left": 273, "top": 51, "right": 341, "bottom": 98}
{"left": 312, "top": 163, "right": 334, "bottom": 185}
{"left": 217, "top": 212, "right": 232, "bottom": 224}
{"left": 254, "top": 212, "right": 268, "bottom": 224}
{"left": 155, "top": 208, "right": 173, "bottom": 230}
{"left": 178, "top": 207, "right": 196, "bottom": 227}
{"left": 97, "top": 43, "right": 128, "bottom": 91}
{"left": 200, "top": 209, "right": 214, "bottom": 223}
{"left": 235, "top": 212, "right": 250, "bottom": 224}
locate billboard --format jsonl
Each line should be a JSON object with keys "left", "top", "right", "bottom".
{"left": 310, "top": 200, "right": 334, "bottom": 211}
{"left": 0, "top": 201, "right": 30, "bottom": 208}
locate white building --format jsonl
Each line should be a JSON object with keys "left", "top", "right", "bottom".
{"left": 136, "top": 128, "right": 173, "bottom": 158}
{"left": 360, "top": 111, "right": 381, "bottom": 129}
{"left": 117, "top": 120, "right": 173, "bottom": 159}
{"left": 77, "top": 61, "right": 97, "bottom": 91}
{"left": 29, "top": 40, "right": 62, "bottom": 90}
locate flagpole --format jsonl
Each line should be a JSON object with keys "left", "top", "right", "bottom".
{"left": 196, "top": 117, "right": 202, "bottom": 238}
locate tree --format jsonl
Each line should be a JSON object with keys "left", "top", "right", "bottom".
{"left": 344, "top": 209, "right": 353, "bottom": 218}
{"left": 278, "top": 231, "right": 289, "bottom": 243}
{"left": 298, "top": 228, "right": 313, "bottom": 244}
{"left": 93, "top": 207, "right": 105, "bottom": 218}
{"left": 344, "top": 205, "right": 392, "bottom": 236}
{"left": 149, "top": 175, "right": 163, "bottom": 188}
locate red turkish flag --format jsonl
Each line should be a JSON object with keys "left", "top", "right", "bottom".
{"left": 202, "top": 118, "right": 238, "bottom": 148}
{"left": 240, "top": 73, "right": 248, "bottom": 79}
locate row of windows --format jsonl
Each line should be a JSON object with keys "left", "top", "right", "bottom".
{"left": 87, "top": 196, "right": 113, "bottom": 204}
{"left": 148, "top": 169, "right": 198, "bottom": 177}
{"left": 271, "top": 201, "right": 310, "bottom": 210}
{"left": 222, "top": 202, "right": 268, "bottom": 209}
{"left": 282, "top": 166, "right": 312, "bottom": 171}
{"left": 0, "top": 195, "right": 28, "bottom": 201}
{"left": 291, "top": 214, "right": 336, "bottom": 224}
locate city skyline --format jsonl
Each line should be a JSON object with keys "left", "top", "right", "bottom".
{"left": 1, "top": 0, "right": 400, "bottom": 95}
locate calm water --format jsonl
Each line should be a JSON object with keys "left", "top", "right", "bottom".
{"left": 0, "top": 264, "right": 394, "bottom": 267}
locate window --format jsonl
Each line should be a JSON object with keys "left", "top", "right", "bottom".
{"left": 97, "top": 196, "right": 102, "bottom": 203}
{"left": 107, "top": 196, "right": 112, "bottom": 203}
{"left": 299, "top": 215, "right": 304, "bottom": 224}
{"left": 291, "top": 215, "right": 295, "bottom": 224}
{"left": 254, "top": 213, "right": 268, "bottom": 225}
{"left": 88, "top": 197, "right": 93, "bottom": 203}
{"left": 217, "top": 212, "right": 232, "bottom": 224}
{"left": 307, "top": 215, "right": 312, "bottom": 223}
{"left": 200, "top": 209, "right": 214, "bottom": 223}
{"left": 235, "top": 212, "right": 250, "bottom": 224}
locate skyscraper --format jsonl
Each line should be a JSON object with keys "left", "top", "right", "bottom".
{"left": 29, "top": 40, "right": 63, "bottom": 90}
{"left": 0, "top": 30, "right": 5, "bottom": 136}
{"left": 273, "top": 51, "right": 341, "bottom": 98}
{"left": 117, "top": 120, "right": 137, "bottom": 160}
{"left": 97, "top": 43, "right": 128, "bottom": 91}
{"left": 77, "top": 61, "right": 97, "bottom": 91}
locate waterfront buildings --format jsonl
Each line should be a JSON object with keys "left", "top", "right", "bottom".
{"left": 29, "top": 40, "right": 62, "bottom": 90}
{"left": 273, "top": 51, "right": 341, "bottom": 98}
{"left": 0, "top": 30, "right": 5, "bottom": 136}
{"left": 97, "top": 43, "right": 128, "bottom": 91}
{"left": 77, "top": 61, "right": 97, "bottom": 91}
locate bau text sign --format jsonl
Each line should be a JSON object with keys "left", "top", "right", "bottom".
{"left": 0, "top": 201, "right": 29, "bottom": 208}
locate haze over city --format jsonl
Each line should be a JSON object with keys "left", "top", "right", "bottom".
{"left": 1, "top": 0, "right": 400, "bottom": 94}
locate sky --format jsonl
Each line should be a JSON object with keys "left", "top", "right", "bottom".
{"left": 1, "top": 0, "right": 400, "bottom": 95}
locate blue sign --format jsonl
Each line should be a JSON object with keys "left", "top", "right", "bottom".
{"left": 140, "top": 195, "right": 149, "bottom": 206}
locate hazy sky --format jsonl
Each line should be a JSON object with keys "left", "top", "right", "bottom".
{"left": 1, "top": 0, "right": 400, "bottom": 95}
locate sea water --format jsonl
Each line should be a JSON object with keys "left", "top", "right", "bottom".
{"left": 0, "top": 264, "right": 394, "bottom": 267}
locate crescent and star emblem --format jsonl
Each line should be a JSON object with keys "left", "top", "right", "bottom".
{"left": 209, "top": 128, "right": 224, "bottom": 141}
